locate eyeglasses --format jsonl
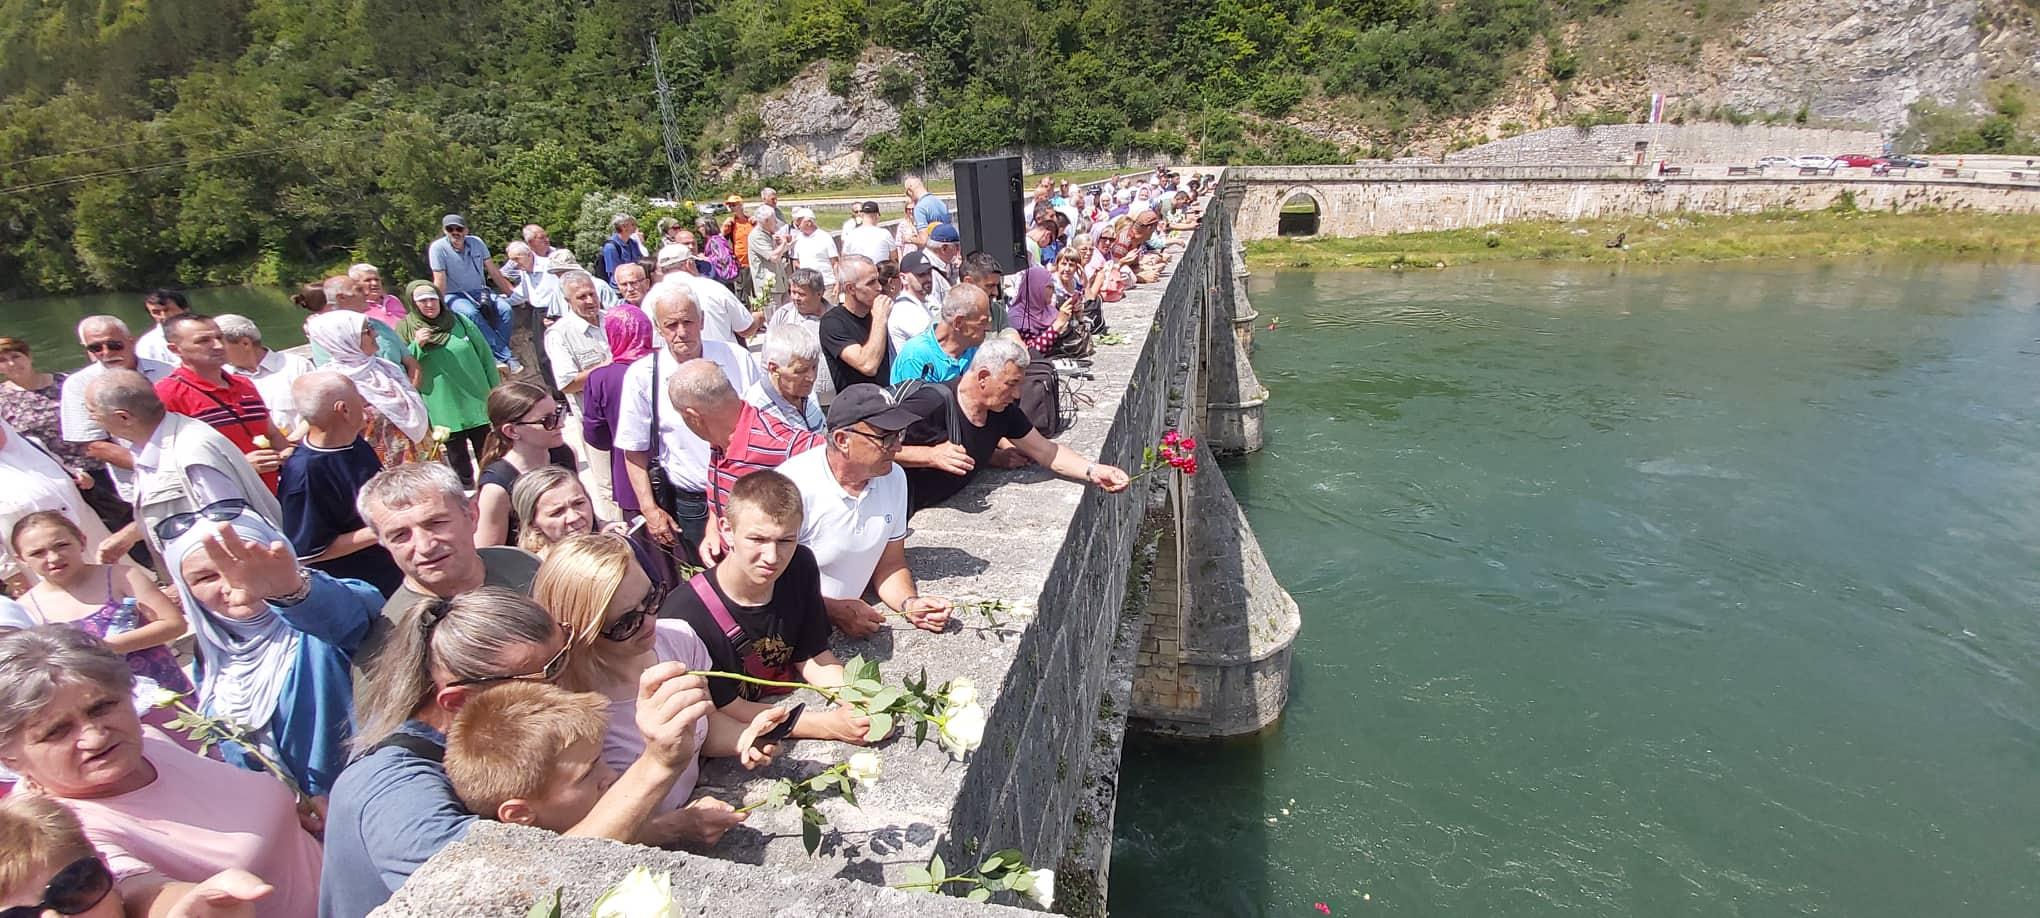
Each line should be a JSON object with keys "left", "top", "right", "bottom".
{"left": 0, "top": 856, "right": 113, "bottom": 918}
{"left": 600, "top": 582, "right": 668, "bottom": 643}
{"left": 152, "top": 498, "right": 249, "bottom": 543}
{"left": 446, "top": 640, "right": 571, "bottom": 688}
{"left": 844, "top": 427, "right": 903, "bottom": 449}
{"left": 512, "top": 406, "right": 567, "bottom": 431}
{"left": 83, "top": 340, "right": 127, "bottom": 355}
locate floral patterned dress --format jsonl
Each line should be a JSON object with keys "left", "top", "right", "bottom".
{"left": 0, "top": 373, "right": 94, "bottom": 472}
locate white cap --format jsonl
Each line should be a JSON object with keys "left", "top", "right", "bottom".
{"left": 656, "top": 243, "right": 694, "bottom": 269}
{"left": 790, "top": 206, "right": 816, "bottom": 221}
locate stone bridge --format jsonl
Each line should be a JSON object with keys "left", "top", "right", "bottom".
{"left": 377, "top": 173, "right": 1298, "bottom": 917}
{"left": 1229, "top": 164, "right": 2040, "bottom": 241}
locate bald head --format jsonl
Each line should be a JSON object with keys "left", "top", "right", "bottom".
{"left": 666, "top": 358, "right": 742, "bottom": 448}
{"left": 86, "top": 368, "right": 164, "bottom": 441}
{"left": 292, "top": 370, "right": 364, "bottom": 428}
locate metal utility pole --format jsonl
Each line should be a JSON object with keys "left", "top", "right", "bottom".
{"left": 650, "top": 36, "right": 691, "bottom": 202}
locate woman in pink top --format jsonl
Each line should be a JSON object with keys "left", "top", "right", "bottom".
{"left": 0, "top": 626, "right": 323, "bottom": 918}
{"left": 348, "top": 263, "right": 410, "bottom": 328}
{"left": 531, "top": 534, "right": 785, "bottom": 845}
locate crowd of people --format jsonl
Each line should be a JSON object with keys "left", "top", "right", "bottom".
{"left": 0, "top": 166, "right": 1207, "bottom": 918}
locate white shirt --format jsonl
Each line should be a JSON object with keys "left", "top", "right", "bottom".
{"left": 59, "top": 358, "right": 174, "bottom": 500}
{"left": 841, "top": 224, "right": 898, "bottom": 267}
{"left": 887, "top": 292, "right": 932, "bottom": 355}
{"left": 791, "top": 228, "right": 842, "bottom": 285}
{"left": 612, "top": 340, "right": 762, "bottom": 491}
{"left": 134, "top": 326, "right": 178, "bottom": 367}
{"left": 778, "top": 446, "right": 908, "bottom": 600}
{"left": 662, "top": 272, "right": 752, "bottom": 345}
{"left": 543, "top": 309, "right": 610, "bottom": 408}
{"left": 743, "top": 379, "right": 824, "bottom": 434}
{"left": 0, "top": 421, "right": 114, "bottom": 581}
{"left": 228, "top": 349, "right": 314, "bottom": 433}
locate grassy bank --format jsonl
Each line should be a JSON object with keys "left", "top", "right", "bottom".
{"left": 1244, "top": 210, "right": 2040, "bottom": 270}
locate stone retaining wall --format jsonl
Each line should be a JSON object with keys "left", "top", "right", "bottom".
{"left": 1433, "top": 124, "right": 1884, "bottom": 166}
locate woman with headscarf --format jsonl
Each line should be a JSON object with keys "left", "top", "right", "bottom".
{"left": 0, "top": 416, "right": 113, "bottom": 588}
{"left": 580, "top": 304, "right": 658, "bottom": 518}
{"left": 1008, "top": 264, "right": 1089, "bottom": 359}
{"left": 399, "top": 280, "right": 501, "bottom": 488}
{"left": 164, "top": 506, "right": 382, "bottom": 799}
{"left": 304, "top": 310, "right": 431, "bottom": 468}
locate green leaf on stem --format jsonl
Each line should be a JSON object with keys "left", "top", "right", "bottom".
{"left": 802, "top": 818, "right": 822, "bottom": 856}
{"left": 967, "top": 887, "right": 992, "bottom": 903}
{"left": 929, "top": 854, "right": 945, "bottom": 881}
{"left": 524, "top": 887, "right": 561, "bottom": 918}
{"left": 867, "top": 686, "right": 904, "bottom": 712}
{"left": 865, "top": 711, "right": 894, "bottom": 742}
{"left": 899, "top": 864, "right": 931, "bottom": 887}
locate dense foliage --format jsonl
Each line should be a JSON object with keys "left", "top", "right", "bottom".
{"left": 0, "top": 0, "right": 1565, "bottom": 296}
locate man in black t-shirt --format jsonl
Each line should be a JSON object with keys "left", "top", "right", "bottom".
{"left": 818, "top": 255, "right": 893, "bottom": 391}
{"left": 658, "top": 469, "right": 873, "bottom": 744}
{"left": 897, "top": 338, "right": 1131, "bottom": 513}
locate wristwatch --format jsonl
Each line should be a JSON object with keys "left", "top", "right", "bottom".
{"left": 269, "top": 568, "right": 316, "bottom": 607}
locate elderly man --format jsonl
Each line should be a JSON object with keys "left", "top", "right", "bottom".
{"left": 153, "top": 314, "right": 288, "bottom": 492}
{"left": 903, "top": 175, "right": 952, "bottom": 247}
{"left": 60, "top": 316, "right": 174, "bottom": 506}
{"left": 349, "top": 263, "right": 410, "bottom": 327}
{"left": 281, "top": 371, "right": 403, "bottom": 596}
{"left": 656, "top": 243, "right": 758, "bottom": 344}
{"left": 746, "top": 205, "right": 792, "bottom": 310}
{"left": 357, "top": 461, "right": 541, "bottom": 618}
{"left": 504, "top": 240, "right": 561, "bottom": 317}
{"left": 891, "top": 284, "right": 990, "bottom": 385}
{"left": 427, "top": 213, "right": 519, "bottom": 368}
{"left": 522, "top": 223, "right": 559, "bottom": 270}
{"left": 767, "top": 268, "right": 828, "bottom": 337}
{"left": 544, "top": 271, "right": 612, "bottom": 404}
{"left": 819, "top": 255, "right": 893, "bottom": 393}
{"left": 840, "top": 200, "right": 898, "bottom": 266}
{"left": 787, "top": 207, "right": 840, "bottom": 294}
{"left": 86, "top": 370, "right": 281, "bottom": 560}
{"left": 615, "top": 279, "right": 763, "bottom": 555}
{"left": 614, "top": 261, "right": 652, "bottom": 312}
{"left": 218, "top": 313, "right": 314, "bottom": 434}
{"left": 599, "top": 213, "right": 646, "bottom": 283}
{"left": 895, "top": 338, "right": 1129, "bottom": 514}
{"left": 134, "top": 289, "right": 190, "bottom": 367}
{"left": 924, "top": 224, "right": 961, "bottom": 300}
{"left": 776, "top": 384, "right": 951, "bottom": 637}
{"left": 665, "top": 358, "right": 824, "bottom": 563}
{"left": 887, "top": 250, "right": 939, "bottom": 353}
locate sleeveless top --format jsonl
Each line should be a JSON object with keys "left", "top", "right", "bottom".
{"left": 28, "top": 568, "right": 194, "bottom": 695}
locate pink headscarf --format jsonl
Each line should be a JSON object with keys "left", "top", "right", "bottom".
{"left": 604, "top": 304, "right": 656, "bottom": 363}
{"left": 1007, "top": 266, "right": 1058, "bottom": 336}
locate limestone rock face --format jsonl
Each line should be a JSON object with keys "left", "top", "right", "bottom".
{"left": 710, "top": 49, "right": 916, "bottom": 183}
{"left": 1705, "top": 0, "right": 1987, "bottom": 128}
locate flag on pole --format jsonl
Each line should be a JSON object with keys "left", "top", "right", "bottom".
{"left": 1649, "top": 94, "right": 1665, "bottom": 124}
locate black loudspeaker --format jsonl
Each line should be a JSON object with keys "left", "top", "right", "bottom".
{"left": 951, "top": 155, "right": 1026, "bottom": 273}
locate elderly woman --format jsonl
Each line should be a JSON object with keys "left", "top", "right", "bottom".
{"left": 695, "top": 217, "right": 739, "bottom": 290}
{"left": 531, "top": 535, "right": 785, "bottom": 817}
{"left": 165, "top": 507, "right": 381, "bottom": 798}
{"left": 1010, "top": 264, "right": 1089, "bottom": 359}
{"left": 399, "top": 281, "right": 501, "bottom": 487}
{"left": 302, "top": 281, "right": 413, "bottom": 375}
{"left": 0, "top": 626, "right": 323, "bottom": 918}
{"left": 581, "top": 304, "right": 658, "bottom": 518}
{"left": 350, "top": 263, "right": 409, "bottom": 327}
{"left": 304, "top": 311, "right": 429, "bottom": 467}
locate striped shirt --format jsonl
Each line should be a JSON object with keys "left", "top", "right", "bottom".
{"left": 708, "top": 401, "right": 825, "bottom": 516}
{"left": 155, "top": 366, "right": 278, "bottom": 491}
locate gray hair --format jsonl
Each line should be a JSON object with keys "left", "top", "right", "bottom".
{"left": 968, "top": 336, "right": 1031, "bottom": 375}
{"left": 292, "top": 370, "right": 358, "bottom": 426}
{"left": 356, "top": 461, "right": 468, "bottom": 535}
{"left": 350, "top": 586, "right": 559, "bottom": 753}
{"left": 0, "top": 626, "right": 135, "bottom": 748}
{"left": 643, "top": 276, "right": 700, "bottom": 322}
{"left": 762, "top": 323, "right": 821, "bottom": 369}
{"left": 505, "top": 240, "right": 533, "bottom": 259}
{"left": 322, "top": 274, "right": 360, "bottom": 301}
{"left": 510, "top": 466, "right": 584, "bottom": 554}
{"left": 75, "top": 315, "right": 129, "bottom": 341}
{"left": 787, "top": 267, "right": 824, "bottom": 294}
{"left": 837, "top": 254, "right": 876, "bottom": 286}
{"left": 610, "top": 213, "right": 635, "bottom": 232}
{"left": 214, "top": 313, "right": 262, "bottom": 344}
{"left": 347, "top": 263, "right": 381, "bottom": 281}
{"left": 85, "top": 369, "right": 164, "bottom": 422}
{"left": 938, "top": 283, "right": 989, "bottom": 323}
{"left": 557, "top": 269, "right": 597, "bottom": 293}
{"left": 666, "top": 358, "right": 739, "bottom": 413}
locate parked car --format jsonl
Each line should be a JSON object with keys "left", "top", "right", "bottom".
{"left": 1756, "top": 156, "right": 1794, "bottom": 169}
{"left": 1791, "top": 154, "right": 1836, "bottom": 170}
{"left": 1834, "top": 154, "right": 1886, "bottom": 168}
{"left": 1885, "top": 155, "right": 1930, "bottom": 169}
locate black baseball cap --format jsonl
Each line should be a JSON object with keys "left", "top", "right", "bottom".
{"left": 899, "top": 250, "right": 935, "bottom": 275}
{"left": 857, "top": 200, "right": 881, "bottom": 214}
{"left": 826, "top": 384, "right": 921, "bottom": 432}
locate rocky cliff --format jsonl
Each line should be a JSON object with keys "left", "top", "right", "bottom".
{"left": 708, "top": 49, "right": 916, "bottom": 183}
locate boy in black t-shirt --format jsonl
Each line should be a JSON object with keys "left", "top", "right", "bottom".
{"left": 659, "top": 470, "right": 873, "bottom": 744}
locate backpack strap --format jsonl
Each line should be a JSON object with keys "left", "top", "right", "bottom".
{"left": 371, "top": 732, "right": 445, "bottom": 763}
{"left": 687, "top": 571, "right": 794, "bottom": 695}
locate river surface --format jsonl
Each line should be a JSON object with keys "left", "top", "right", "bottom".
{"left": 1110, "top": 260, "right": 2040, "bottom": 916}
{"left": 8, "top": 288, "right": 304, "bottom": 373}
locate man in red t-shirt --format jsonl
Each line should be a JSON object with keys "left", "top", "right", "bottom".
{"left": 154, "top": 314, "right": 287, "bottom": 492}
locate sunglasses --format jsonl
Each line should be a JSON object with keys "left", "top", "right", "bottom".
{"left": 601, "top": 582, "right": 668, "bottom": 643}
{"left": 512, "top": 406, "right": 567, "bottom": 431}
{"left": 84, "top": 340, "right": 127, "bottom": 355}
{"left": 152, "top": 498, "right": 249, "bottom": 544}
{"left": 446, "top": 640, "right": 570, "bottom": 688}
{"left": 0, "top": 857, "right": 113, "bottom": 918}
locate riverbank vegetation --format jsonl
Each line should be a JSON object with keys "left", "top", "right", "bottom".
{"left": 1244, "top": 209, "right": 2040, "bottom": 270}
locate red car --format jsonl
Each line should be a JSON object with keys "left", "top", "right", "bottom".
{"left": 1835, "top": 154, "right": 1885, "bottom": 168}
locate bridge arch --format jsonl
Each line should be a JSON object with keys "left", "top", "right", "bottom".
{"left": 1275, "top": 185, "right": 1328, "bottom": 236}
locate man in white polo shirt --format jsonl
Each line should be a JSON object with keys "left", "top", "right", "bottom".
{"left": 616, "top": 277, "right": 762, "bottom": 556}
{"left": 657, "top": 243, "right": 760, "bottom": 345}
{"left": 776, "top": 384, "right": 951, "bottom": 638}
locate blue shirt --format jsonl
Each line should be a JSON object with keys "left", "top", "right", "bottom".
{"left": 913, "top": 195, "right": 952, "bottom": 232}
{"left": 427, "top": 235, "right": 491, "bottom": 293}
{"left": 213, "top": 572, "right": 381, "bottom": 798}
{"left": 319, "top": 722, "right": 472, "bottom": 918}
{"left": 890, "top": 328, "right": 976, "bottom": 385}
{"left": 599, "top": 234, "right": 646, "bottom": 282}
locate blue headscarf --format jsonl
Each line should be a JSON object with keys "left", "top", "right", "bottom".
{"left": 165, "top": 511, "right": 302, "bottom": 733}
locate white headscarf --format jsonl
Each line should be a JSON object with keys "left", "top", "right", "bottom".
{"left": 305, "top": 311, "right": 430, "bottom": 441}
{"left": 166, "top": 511, "right": 302, "bottom": 734}
{"left": 0, "top": 417, "right": 113, "bottom": 582}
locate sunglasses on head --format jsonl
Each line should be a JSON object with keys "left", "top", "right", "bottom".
{"left": 446, "top": 639, "right": 570, "bottom": 688}
{"left": 601, "top": 582, "right": 668, "bottom": 643}
{"left": 84, "top": 340, "right": 127, "bottom": 355}
{"left": 0, "top": 856, "right": 113, "bottom": 918}
{"left": 152, "top": 498, "right": 250, "bottom": 544}
{"left": 512, "top": 405, "right": 567, "bottom": 431}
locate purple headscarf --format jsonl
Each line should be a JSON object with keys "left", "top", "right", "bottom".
{"left": 604, "top": 304, "right": 656, "bottom": 363}
{"left": 1007, "top": 266, "right": 1058, "bottom": 336}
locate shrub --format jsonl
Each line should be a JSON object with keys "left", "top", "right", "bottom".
{"left": 1250, "top": 74, "right": 1308, "bottom": 118}
{"left": 826, "top": 58, "right": 855, "bottom": 97}
{"left": 877, "top": 63, "right": 916, "bottom": 105}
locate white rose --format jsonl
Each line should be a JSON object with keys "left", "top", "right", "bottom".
{"left": 937, "top": 703, "right": 987, "bottom": 757}
{"left": 845, "top": 752, "right": 882, "bottom": 786}
{"left": 1021, "top": 868, "right": 1055, "bottom": 909}
{"left": 590, "top": 867, "right": 679, "bottom": 918}
{"left": 143, "top": 685, "right": 185, "bottom": 710}
{"left": 945, "top": 677, "right": 978, "bottom": 708}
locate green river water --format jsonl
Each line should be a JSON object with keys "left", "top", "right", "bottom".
{"left": 7, "top": 288, "right": 304, "bottom": 373}
{"left": 1110, "top": 260, "right": 2040, "bottom": 916}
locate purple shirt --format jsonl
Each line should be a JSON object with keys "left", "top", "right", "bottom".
{"left": 581, "top": 359, "right": 640, "bottom": 514}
